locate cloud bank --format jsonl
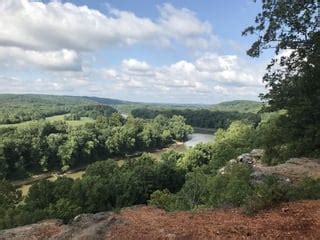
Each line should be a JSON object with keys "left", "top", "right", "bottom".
{"left": 0, "top": 0, "right": 217, "bottom": 71}
{"left": 0, "top": 0, "right": 265, "bottom": 103}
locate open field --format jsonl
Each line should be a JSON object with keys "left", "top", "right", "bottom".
{"left": 0, "top": 114, "right": 95, "bottom": 128}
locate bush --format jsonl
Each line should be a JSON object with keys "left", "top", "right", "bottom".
{"left": 209, "top": 121, "right": 255, "bottom": 170}
{"left": 243, "top": 176, "right": 289, "bottom": 215}
{"left": 176, "top": 168, "right": 210, "bottom": 210}
{"left": 287, "top": 178, "right": 320, "bottom": 200}
{"left": 255, "top": 112, "right": 320, "bottom": 165}
{"left": 178, "top": 143, "right": 214, "bottom": 170}
{"left": 208, "top": 163, "right": 252, "bottom": 207}
{"left": 148, "top": 189, "right": 177, "bottom": 211}
{"left": 48, "top": 198, "right": 81, "bottom": 223}
{"left": 243, "top": 177, "right": 320, "bottom": 215}
{"left": 0, "top": 180, "right": 22, "bottom": 208}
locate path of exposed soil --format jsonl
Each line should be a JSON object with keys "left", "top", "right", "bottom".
{"left": 109, "top": 201, "right": 320, "bottom": 240}
{"left": 1, "top": 200, "right": 320, "bottom": 240}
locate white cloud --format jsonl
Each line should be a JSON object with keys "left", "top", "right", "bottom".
{"left": 0, "top": 1, "right": 265, "bottom": 103}
{"left": 0, "top": 0, "right": 156, "bottom": 51}
{"left": 122, "top": 59, "right": 151, "bottom": 72}
{"left": 157, "top": 3, "right": 218, "bottom": 51}
{"left": 0, "top": 1, "right": 217, "bottom": 71}
{"left": 0, "top": 72, "right": 90, "bottom": 94}
{"left": 0, "top": 47, "right": 81, "bottom": 71}
{"left": 97, "top": 53, "right": 264, "bottom": 102}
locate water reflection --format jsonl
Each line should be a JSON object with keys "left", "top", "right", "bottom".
{"left": 184, "top": 133, "right": 214, "bottom": 147}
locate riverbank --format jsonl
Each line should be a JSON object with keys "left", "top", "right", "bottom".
{"left": 13, "top": 141, "right": 186, "bottom": 196}
{"left": 192, "top": 127, "right": 215, "bottom": 134}
{"left": 14, "top": 132, "right": 214, "bottom": 196}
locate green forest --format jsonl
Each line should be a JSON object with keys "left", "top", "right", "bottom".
{"left": 0, "top": 0, "right": 319, "bottom": 232}
{"left": 131, "top": 108, "right": 261, "bottom": 129}
{"left": 0, "top": 94, "right": 129, "bottom": 124}
{"left": 0, "top": 113, "right": 192, "bottom": 179}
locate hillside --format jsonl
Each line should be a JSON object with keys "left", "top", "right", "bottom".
{"left": 82, "top": 96, "right": 131, "bottom": 105}
{"left": 0, "top": 94, "right": 129, "bottom": 108}
{"left": 0, "top": 94, "right": 262, "bottom": 125}
{"left": 211, "top": 100, "right": 263, "bottom": 113}
{"left": 0, "top": 94, "right": 122, "bottom": 124}
{"left": 1, "top": 200, "right": 319, "bottom": 239}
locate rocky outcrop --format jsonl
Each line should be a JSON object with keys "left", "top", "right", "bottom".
{"left": 218, "top": 149, "right": 264, "bottom": 176}
{"left": 237, "top": 149, "right": 264, "bottom": 165}
{"left": 0, "top": 212, "right": 119, "bottom": 240}
{"left": 219, "top": 149, "right": 320, "bottom": 184}
{"left": 256, "top": 157, "right": 320, "bottom": 183}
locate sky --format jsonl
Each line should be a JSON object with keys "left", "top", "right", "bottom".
{"left": 0, "top": 0, "right": 270, "bottom": 104}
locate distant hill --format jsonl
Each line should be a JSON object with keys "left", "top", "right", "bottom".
{"left": 0, "top": 94, "right": 95, "bottom": 105}
{"left": 0, "top": 94, "right": 125, "bottom": 124}
{"left": 0, "top": 94, "right": 132, "bottom": 105}
{"left": 211, "top": 100, "right": 263, "bottom": 113}
{"left": 83, "top": 96, "right": 131, "bottom": 105}
{"left": 0, "top": 94, "right": 263, "bottom": 124}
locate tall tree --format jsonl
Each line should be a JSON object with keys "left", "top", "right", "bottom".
{"left": 243, "top": 0, "right": 320, "bottom": 157}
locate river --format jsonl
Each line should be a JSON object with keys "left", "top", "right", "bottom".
{"left": 18, "top": 132, "right": 214, "bottom": 196}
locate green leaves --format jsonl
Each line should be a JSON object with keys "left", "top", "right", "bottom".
{"left": 0, "top": 180, "right": 22, "bottom": 208}
{"left": 48, "top": 198, "right": 81, "bottom": 223}
{"left": 0, "top": 113, "right": 193, "bottom": 178}
{"left": 244, "top": 0, "right": 320, "bottom": 159}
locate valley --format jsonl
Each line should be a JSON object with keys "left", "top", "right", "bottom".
{"left": 0, "top": 1, "right": 319, "bottom": 238}
{"left": 16, "top": 131, "right": 215, "bottom": 196}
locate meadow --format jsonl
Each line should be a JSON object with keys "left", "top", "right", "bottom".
{"left": 0, "top": 114, "right": 95, "bottom": 128}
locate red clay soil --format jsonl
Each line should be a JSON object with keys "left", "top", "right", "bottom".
{"left": 108, "top": 200, "right": 320, "bottom": 240}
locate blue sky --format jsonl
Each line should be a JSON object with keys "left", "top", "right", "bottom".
{"left": 0, "top": 0, "right": 269, "bottom": 104}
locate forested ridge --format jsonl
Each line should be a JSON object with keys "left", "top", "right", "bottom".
{"left": 211, "top": 100, "right": 262, "bottom": 113}
{"left": 0, "top": 94, "right": 133, "bottom": 124}
{"left": 131, "top": 108, "right": 261, "bottom": 129}
{"left": 0, "top": 94, "right": 95, "bottom": 124}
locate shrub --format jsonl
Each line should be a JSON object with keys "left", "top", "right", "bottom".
{"left": 209, "top": 121, "right": 255, "bottom": 170}
{"left": 148, "top": 189, "right": 177, "bottom": 211}
{"left": 48, "top": 198, "right": 81, "bottom": 223}
{"left": 178, "top": 143, "right": 214, "bottom": 170}
{"left": 208, "top": 163, "right": 252, "bottom": 207}
{"left": 287, "top": 178, "right": 320, "bottom": 200}
{"left": 243, "top": 176, "right": 290, "bottom": 215}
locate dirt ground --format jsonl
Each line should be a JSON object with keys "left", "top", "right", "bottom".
{"left": 108, "top": 200, "right": 320, "bottom": 240}
{"left": 1, "top": 200, "right": 320, "bottom": 240}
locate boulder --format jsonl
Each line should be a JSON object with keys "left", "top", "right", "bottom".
{"left": 250, "top": 149, "right": 265, "bottom": 159}
{"left": 237, "top": 153, "right": 255, "bottom": 165}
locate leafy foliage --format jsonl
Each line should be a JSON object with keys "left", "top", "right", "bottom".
{"left": 65, "top": 105, "right": 117, "bottom": 120}
{"left": 243, "top": 0, "right": 320, "bottom": 159}
{"left": 132, "top": 108, "right": 261, "bottom": 129}
{"left": 0, "top": 114, "right": 192, "bottom": 179}
{"left": 0, "top": 153, "right": 187, "bottom": 229}
{"left": 0, "top": 94, "right": 96, "bottom": 124}
{"left": 0, "top": 180, "right": 22, "bottom": 208}
{"left": 211, "top": 100, "right": 262, "bottom": 113}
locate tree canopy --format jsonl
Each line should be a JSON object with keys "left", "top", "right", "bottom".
{"left": 243, "top": 0, "right": 320, "bottom": 158}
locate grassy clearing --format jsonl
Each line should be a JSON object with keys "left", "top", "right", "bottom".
{"left": 0, "top": 114, "right": 95, "bottom": 128}
{"left": 18, "top": 170, "right": 86, "bottom": 196}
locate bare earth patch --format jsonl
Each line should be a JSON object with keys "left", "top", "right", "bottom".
{"left": 109, "top": 201, "right": 320, "bottom": 240}
{"left": 1, "top": 200, "right": 320, "bottom": 239}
